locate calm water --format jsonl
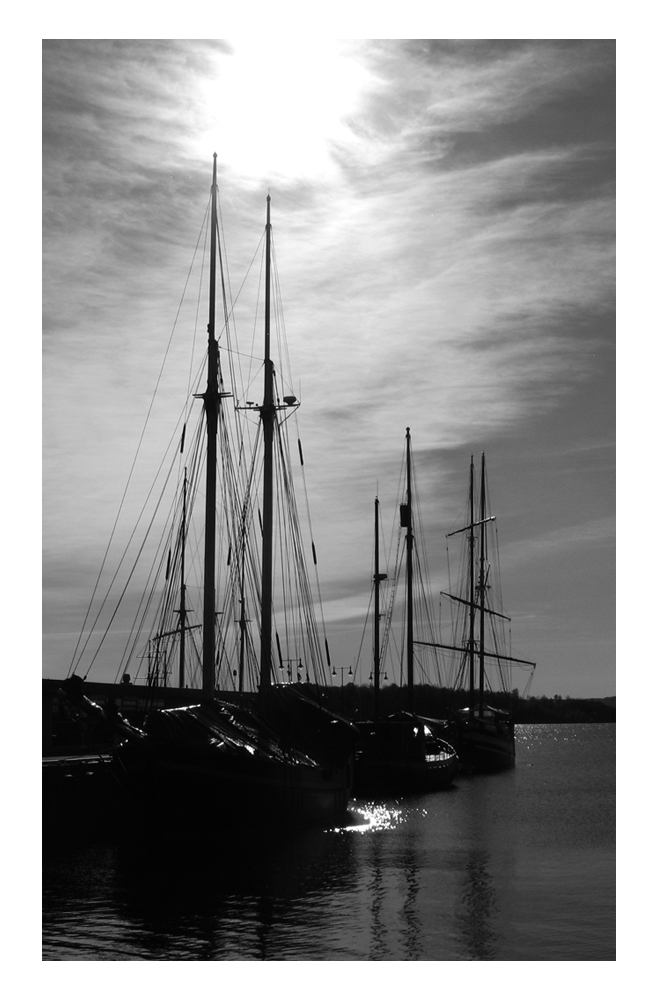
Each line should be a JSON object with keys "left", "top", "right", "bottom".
{"left": 42, "top": 724, "right": 615, "bottom": 961}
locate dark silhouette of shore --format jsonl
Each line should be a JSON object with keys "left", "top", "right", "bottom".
{"left": 319, "top": 684, "right": 616, "bottom": 726}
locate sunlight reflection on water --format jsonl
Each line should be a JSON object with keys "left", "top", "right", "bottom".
{"left": 335, "top": 801, "right": 408, "bottom": 834}
{"left": 43, "top": 725, "right": 615, "bottom": 960}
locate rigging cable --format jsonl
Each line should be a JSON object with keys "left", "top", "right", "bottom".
{"left": 69, "top": 201, "right": 213, "bottom": 679}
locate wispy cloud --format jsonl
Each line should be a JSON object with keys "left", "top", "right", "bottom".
{"left": 500, "top": 515, "right": 615, "bottom": 566}
{"left": 42, "top": 40, "right": 615, "bottom": 696}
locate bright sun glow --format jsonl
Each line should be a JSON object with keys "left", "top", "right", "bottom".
{"left": 199, "top": 39, "right": 370, "bottom": 182}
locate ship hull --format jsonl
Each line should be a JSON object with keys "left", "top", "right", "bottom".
{"left": 443, "top": 711, "right": 515, "bottom": 771}
{"left": 116, "top": 693, "right": 356, "bottom": 826}
{"left": 353, "top": 755, "right": 458, "bottom": 794}
{"left": 352, "top": 715, "right": 459, "bottom": 794}
{"left": 120, "top": 745, "right": 352, "bottom": 825}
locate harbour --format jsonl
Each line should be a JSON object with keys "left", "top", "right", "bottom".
{"left": 43, "top": 723, "right": 615, "bottom": 961}
{"left": 41, "top": 40, "right": 616, "bottom": 970}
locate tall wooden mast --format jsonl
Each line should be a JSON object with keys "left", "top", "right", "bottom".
{"left": 238, "top": 505, "right": 247, "bottom": 694}
{"left": 468, "top": 457, "right": 475, "bottom": 715}
{"left": 405, "top": 428, "right": 414, "bottom": 712}
{"left": 179, "top": 467, "right": 187, "bottom": 689}
{"left": 418, "top": 456, "right": 535, "bottom": 691}
{"left": 259, "top": 195, "right": 274, "bottom": 691}
{"left": 373, "top": 496, "right": 384, "bottom": 721}
{"left": 201, "top": 153, "right": 220, "bottom": 698}
{"left": 478, "top": 453, "right": 487, "bottom": 715}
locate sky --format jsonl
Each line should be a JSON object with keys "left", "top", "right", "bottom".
{"left": 42, "top": 38, "right": 615, "bottom": 699}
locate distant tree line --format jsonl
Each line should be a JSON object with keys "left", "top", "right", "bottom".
{"left": 312, "top": 683, "right": 616, "bottom": 724}
{"left": 509, "top": 693, "right": 616, "bottom": 724}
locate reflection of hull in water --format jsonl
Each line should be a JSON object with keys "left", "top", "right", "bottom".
{"left": 119, "top": 689, "right": 356, "bottom": 824}
{"left": 444, "top": 709, "right": 515, "bottom": 772}
{"left": 353, "top": 714, "right": 459, "bottom": 793}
